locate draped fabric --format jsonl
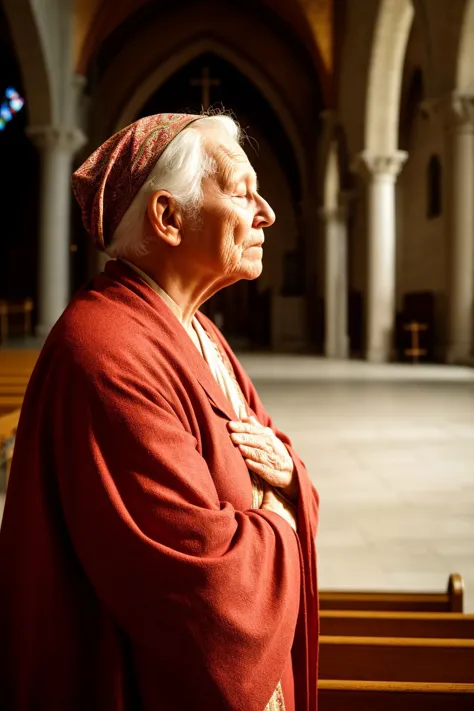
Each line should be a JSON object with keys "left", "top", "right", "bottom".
{"left": 165, "top": 291, "right": 285, "bottom": 709}
{"left": 0, "top": 259, "right": 319, "bottom": 710}
{"left": 122, "top": 260, "right": 285, "bottom": 709}
{"left": 71, "top": 113, "right": 201, "bottom": 250}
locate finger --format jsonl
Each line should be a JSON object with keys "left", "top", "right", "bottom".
{"left": 238, "top": 443, "right": 269, "bottom": 463}
{"left": 246, "top": 458, "right": 290, "bottom": 490}
{"left": 246, "top": 416, "right": 269, "bottom": 432}
{"left": 246, "top": 458, "right": 273, "bottom": 478}
{"left": 245, "top": 416, "right": 260, "bottom": 425}
{"left": 230, "top": 433, "right": 270, "bottom": 450}
{"left": 228, "top": 421, "right": 262, "bottom": 434}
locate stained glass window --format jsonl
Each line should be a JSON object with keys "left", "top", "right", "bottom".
{"left": 0, "top": 87, "right": 24, "bottom": 131}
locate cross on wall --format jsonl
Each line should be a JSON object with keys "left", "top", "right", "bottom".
{"left": 190, "top": 66, "right": 221, "bottom": 111}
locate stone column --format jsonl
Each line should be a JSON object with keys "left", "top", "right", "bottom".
{"left": 27, "top": 126, "right": 86, "bottom": 337}
{"left": 444, "top": 96, "right": 474, "bottom": 364}
{"left": 353, "top": 151, "right": 407, "bottom": 363}
{"left": 321, "top": 201, "right": 349, "bottom": 359}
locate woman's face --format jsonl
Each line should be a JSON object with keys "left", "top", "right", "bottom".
{"left": 181, "top": 127, "right": 276, "bottom": 286}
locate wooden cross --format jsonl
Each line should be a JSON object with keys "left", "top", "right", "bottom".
{"left": 190, "top": 66, "right": 221, "bottom": 111}
{"left": 403, "top": 321, "right": 428, "bottom": 363}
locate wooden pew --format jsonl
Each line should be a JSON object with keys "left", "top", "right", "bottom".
{"left": 0, "top": 408, "right": 20, "bottom": 433}
{"left": 319, "top": 680, "right": 474, "bottom": 711}
{"left": 320, "top": 573, "right": 464, "bottom": 612}
{"left": 0, "top": 407, "right": 20, "bottom": 490}
{"left": 0, "top": 383, "right": 27, "bottom": 395}
{"left": 319, "top": 635, "right": 474, "bottom": 683}
{"left": 0, "top": 376, "right": 30, "bottom": 384}
{"left": 0, "top": 396, "right": 23, "bottom": 408}
{"left": 0, "top": 348, "right": 39, "bottom": 364}
{"left": 0, "top": 349, "right": 39, "bottom": 378}
{"left": 320, "top": 610, "right": 474, "bottom": 638}
{"left": 0, "top": 299, "right": 33, "bottom": 343}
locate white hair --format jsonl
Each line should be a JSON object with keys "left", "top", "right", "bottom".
{"left": 106, "top": 114, "right": 242, "bottom": 259}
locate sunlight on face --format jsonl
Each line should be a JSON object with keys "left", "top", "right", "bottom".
{"left": 185, "top": 125, "right": 276, "bottom": 286}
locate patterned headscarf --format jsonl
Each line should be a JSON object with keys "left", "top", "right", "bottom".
{"left": 72, "top": 113, "right": 201, "bottom": 251}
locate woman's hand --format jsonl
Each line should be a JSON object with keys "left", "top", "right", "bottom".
{"left": 261, "top": 487, "right": 297, "bottom": 532}
{"left": 229, "top": 416, "right": 299, "bottom": 501}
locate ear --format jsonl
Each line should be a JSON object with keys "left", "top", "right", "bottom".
{"left": 146, "top": 190, "right": 182, "bottom": 247}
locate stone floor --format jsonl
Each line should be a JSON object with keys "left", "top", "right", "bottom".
{"left": 1, "top": 355, "right": 473, "bottom": 611}
{"left": 239, "top": 355, "right": 474, "bottom": 612}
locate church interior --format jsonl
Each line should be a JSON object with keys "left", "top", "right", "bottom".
{"left": 1, "top": 0, "right": 474, "bottom": 705}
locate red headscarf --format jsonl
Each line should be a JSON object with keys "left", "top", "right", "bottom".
{"left": 72, "top": 113, "right": 201, "bottom": 250}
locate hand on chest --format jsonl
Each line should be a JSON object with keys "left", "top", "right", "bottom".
{"left": 196, "top": 388, "right": 256, "bottom": 512}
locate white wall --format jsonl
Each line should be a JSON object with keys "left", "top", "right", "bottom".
{"left": 397, "top": 116, "right": 446, "bottom": 299}
{"left": 395, "top": 9, "right": 449, "bottom": 356}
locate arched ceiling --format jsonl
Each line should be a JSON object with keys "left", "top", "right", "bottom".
{"left": 74, "top": 0, "right": 334, "bottom": 102}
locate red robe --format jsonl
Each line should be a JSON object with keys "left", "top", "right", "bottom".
{"left": 0, "top": 260, "right": 319, "bottom": 711}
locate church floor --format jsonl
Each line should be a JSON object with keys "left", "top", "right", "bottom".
{"left": 239, "top": 356, "right": 474, "bottom": 613}
{"left": 1, "top": 355, "right": 473, "bottom": 611}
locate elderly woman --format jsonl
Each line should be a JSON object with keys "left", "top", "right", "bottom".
{"left": 0, "top": 113, "right": 319, "bottom": 711}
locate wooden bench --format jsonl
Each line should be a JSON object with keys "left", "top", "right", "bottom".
{"left": 0, "top": 408, "right": 20, "bottom": 435}
{"left": 320, "top": 573, "right": 464, "bottom": 612}
{"left": 0, "top": 365, "right": 36, "bottom": 373}
{"left": 320, "top": 610, "right": 474, "bottom": 638}
{"left": 0, "top": 407, "right": 20, "bottom": 490}
{"left": 319, "top": 635, "right": 474, "bottom": 683}
{"left": 0, "top": 299, "right": 33, "bottom": 343}
{"left": 0, "top": 396, "right": 24, "bottom": 407}
{"left": 0, "top": 383, "right": 27, "bottom": 395}
{"left": 319, "top": 680, "right": 474, "bottom": 710}
{"left": 0, "top": 349, "right": 39, "bottom": 369}
{"left": 0, "top": 375, "right": 30, "bottom": 384}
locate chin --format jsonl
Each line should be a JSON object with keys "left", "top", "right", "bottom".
{"left": 240, "top": 258, "right": 263, "bottom": 280}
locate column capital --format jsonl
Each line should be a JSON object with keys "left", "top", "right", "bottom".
{"left": 318, "top": 205, "right": 345, "bottom": 221}
{"left": 351, "top": 150, "right": 407, "bottom": 181}
{"left": 422, "top": 92, "right": 474, "bottom": 133}
{"left": 26, "top": 125, "right": 87, "bottom": 153}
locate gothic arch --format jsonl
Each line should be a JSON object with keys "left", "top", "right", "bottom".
{"left": 365, "top": 0, "right": 414, "bottom": 154}
{"left": 86, "top": 0, "right": 322, "bottom": 205}
{"left": 411, "top": 0, "right": 471, "bottom": 97}
{"left": 114, "top": 37, "right": 307, "bottom": 195}
{"left": 337, "top": 0, "right": 414, "bottom": 157}
{"left": 2, "top": 0, "right": 53, "bottom": 125}
{"left": 456, "top": 0, "right": 474, "bottom": 90}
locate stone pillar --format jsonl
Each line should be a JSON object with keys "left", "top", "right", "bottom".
{"left": 353, "top": 151, "right": 407, "bottom": 363}
{"left": 445, "top": 96, "right": 474, "bottom": 364}
{"left": 321, "top": 202, "right": 349, "bottom": 359}
{"left": 27, "top": 126, "right": 86, "bottom": 337}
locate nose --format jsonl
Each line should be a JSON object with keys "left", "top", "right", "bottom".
{"left": 253, "top": 195, "right": 276, "bottom": 229}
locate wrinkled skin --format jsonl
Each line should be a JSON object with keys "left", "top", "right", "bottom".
{"left": 183, "top": 125, "right": 276, "bottom": 287}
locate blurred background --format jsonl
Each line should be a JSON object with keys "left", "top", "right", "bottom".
{"left": 0, "top": 0, "right": 473, "bottom": 611}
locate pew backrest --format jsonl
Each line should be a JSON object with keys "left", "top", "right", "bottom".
{"left": 320, "top": 573, "right": 464, "bottom": 612}
{"left": 319, "top": 635, "right": 474, "bottom": 683}
{"left": 320, "top": 610, "right": 474, "bottom": 638}
{"left": 318, "top": 680, "right": 474, "bottom": 711}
